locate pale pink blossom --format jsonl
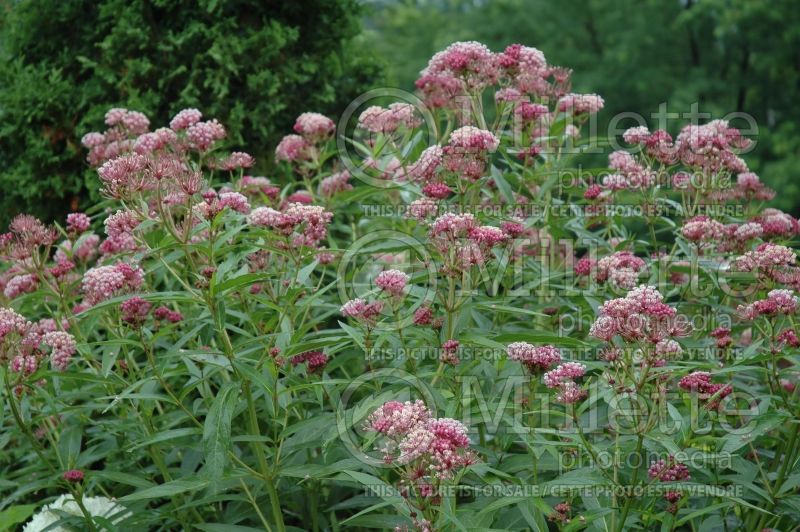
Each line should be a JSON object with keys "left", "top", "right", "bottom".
{"left": 375, "top": 269, "right": 410, "bottom": 296}
{"left": 506, "top": 342, "right": 561, "bottom": 372}
{"left": 293, "top": 112, "right": 335, "bottom": 139}
{"left": 170, "top": 108, "right": 203, "bottom": 131}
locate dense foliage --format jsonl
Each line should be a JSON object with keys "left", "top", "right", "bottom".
{"left": 0, "top": 0, "right": 381, "bottom": 227}
{"left": 2, "top": 39, "right": 800, "bottom": 531}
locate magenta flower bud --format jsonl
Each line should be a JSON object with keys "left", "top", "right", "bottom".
{"left": 62, "top": 469, "right": 84, "bottom": 483}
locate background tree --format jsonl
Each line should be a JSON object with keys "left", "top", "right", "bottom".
{"left": 0, "top": 0, "right": 383, "bottom": 226}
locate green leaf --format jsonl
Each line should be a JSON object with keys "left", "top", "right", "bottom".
{"left": 58, "top": 425, "right": 82, "bottom": 466}
{"left": 92, "top": 471, "right": 156, "bottom": 489}
{"left": 231, "top": 359, "right": 273, "bottom": 395}
{"left": 490, "top": 164, "right": 515, "bottom": 204}
{"left": 203, "top": 383, "right": 239, "bottom": 489}
{"left": 492, "top": 332, "right": 590, "bottom": 348}
{"left": 0, "top": 504, "right": 37, "bottom": 532}
{"left": 212, "top": 272, "right": 270, "bottom": 296}
{"left": 722, "top": 412, "right": 789, "bottom": 454}
{"left": 127, "top": 428, "right": 203, "bottom": 451}
{"left": 120, "top": 478, "right": 210, "bottom": 501}
{"left": 196, "top": 525, "right": 264, "bottom": 532}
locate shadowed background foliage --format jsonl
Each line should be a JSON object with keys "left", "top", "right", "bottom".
{"left": 1, "top": 0, "right": 799, "bottom": 227}
{"left": 0, "top": 0, "right": 381, "bottom": 226}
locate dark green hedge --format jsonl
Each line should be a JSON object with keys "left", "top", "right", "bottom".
{"left": 0, "top": 0, "right": 382, "bottom": 226}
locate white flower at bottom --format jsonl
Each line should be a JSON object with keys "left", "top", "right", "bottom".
{"left": 24, "top": 494, "right": 129, "bottom": 532}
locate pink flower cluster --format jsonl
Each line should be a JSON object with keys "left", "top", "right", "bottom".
{"left": 66, "top": 213, "right": 91, "bottom": 235}
{"left": 275, "top": 112, "right": 335, "bottom": 164}
{"left": 422, "top": 182, "right": 452, "bottom": 199}
{"left": 413, "top": 306, "right": 435, "bottom": 326}
{"left": 186, "top": 119, "right": 226, "bottom": 151}
{"left": 101, "top": 210, "right": 140, "bottom": 256}
{"left": 734, "top": 243, "right": 800, "bottom": 288}
{"left": 725, "top": 172, "right": 776, "bottom": 201}
{"left": 83, "top": 107, "right": 170, "bottom": 166}
{"left": 589, "top": 286, "right": 685, "bottom": 348}
{"left": 97, "top": 153, "right": 149, "bottom": 198}
{"left": 648, "top": 457, "right": 691, "bottom": 482}
{"left": 214, "top": 152, "right": 255, "bottom": 171}
{"left": 193, "top": 191, "right": 252, "bottom": 220}
{"left": 4, "top": 273, "right": 38, "bottom": 299}
{"left": 318, "top": 170, "right": 352, "bottom": 198}
{"left": 605, "top": 151, "right": 656, "bottom": 190}
{"left": 737, "top": 289, "right": 798, "bottom": 320}
{"left": 1, "top": 215, "right": 58, "bottom": 262}
{"left": 81, "top": 262, "right": 144, "bottom": 305}
{"left": 439, "top": 339, "right": 460, "bottom": 365}
{"left": 169, "top": 108, "right": 203, "bottom": 131}
{"left": 729, "top": 222, "right": 764, "bottom": 245}
{"left": 405, "top": 146, "right": 444, "bottom": 184}
{"left": 105, "top": 108, "right": 150, "bottom": 133}
{"left": 586, "top": 251, "right": 647, "bottom": 289}
{"left": 340, "top": 298, "right": 384, "bottom": 324}
{"left": 678, "top": 371, "right": 732, "bottom": 407}
{"left": 154, "top": 306, "right": 183, "bottom": 323}
{"left": 543, "top": 362, "right": 587, "bottom": 404}
{"left": 294, "top": 112, "right": 335, "bottom": 140}
{"left": 406, "top": 197, "right": 439, "bottom": 221}
{"left": 622, "top": 127, "right": 676, "bottom": 163}
{"left": 43, "top": 331, "right": 77, "bottom": 371}
{"left": 557, "top": 93, "right": 605, "bottom": 115}
{"left": 428, "top": 213, "right": 509, "bottom": 270}
{"left": 358, "top": 103, "right": 421, "bottom": 134}
{"left": 416, "top": 41, "right": 572, "bottom": 109}
{"left": 752, "top": 208, "right": 800, "bottom": 238}
{"left": 291, "top": 351, "right": 329, "bottom": 373}
{"left": 367, "top": 399, "right": 431, "bottom": 437}
{"left": 675, "top": 120, "right": 750, "bottom": 174}
{"left": 134, "top": 128, "right": 178, "bottom": 155}
{"left": 366, "top": 400, "right": 475, "bottom": 479}
{"left": 497, "top": 44, "right": 560, "bottom": 97}
{"left": 736, "top": 242, "right": 796, "bottom": 271}
{"left": 0, "top": 307, "right": 30, "bottom": 342}
{"left": 121, "top": 296, "right": 153, "bottom": 326}
{"left": 3, "top": 315, "right": 77, "bottom": 375}
{"left": 420, "top": 41, "right": 498, "bottom": 97}
{"left": 248, "top": 203, "right": 333, "bottom": 249}
{"left": 710, "top": 327, "right": 733, "bottom": 349}
{"left": 681, "top": 216, "right": 725, "bottom": 245}
{"left": 442, "top": 126, "right": 499, "bottom": 180}
{"left": 375, "top": 269, "right": 410, "bottom": 296}
{"left": 62, "top": 469, "right": 85, "bottom": 483}
{"left": 275, "top": 135, "right": 312, "bottom": 163}
{"left": 506, "top": 342, "right": 561, "bottom": 372}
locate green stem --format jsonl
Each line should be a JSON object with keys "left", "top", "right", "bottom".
{"left": 243, "top": 381, "right": 286, "bottom": 532}
{"left": 616, "top": 434, "right": 644, "bottom": 532}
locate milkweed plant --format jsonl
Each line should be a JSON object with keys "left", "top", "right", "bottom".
{"left": 1, "top": 41, "right": 799, "bottom": 532}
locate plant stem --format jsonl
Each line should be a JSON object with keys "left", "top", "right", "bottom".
{"left": 243, "top": 380, "right": 286, "bottom": 532}
{"left": 616, "top": 433, "right": 644, "bottom": 532}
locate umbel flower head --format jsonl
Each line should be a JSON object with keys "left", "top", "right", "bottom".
{"left": 506, "top": 342, "right": 561, "bottom": 373}
{"left": 543, "top": 362, "right": 587, "bottom": 404}
{"left": 248, "top": 203, "right": 334, "bottom": 249}
{"left": 375, "top": 269, "right": 410, "bottom": 297}
{"left": 365, "top": 400, "right": 476, "bottom": 479}
{"left": 589, "top": 285, "right": 685, "bottom": 346}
